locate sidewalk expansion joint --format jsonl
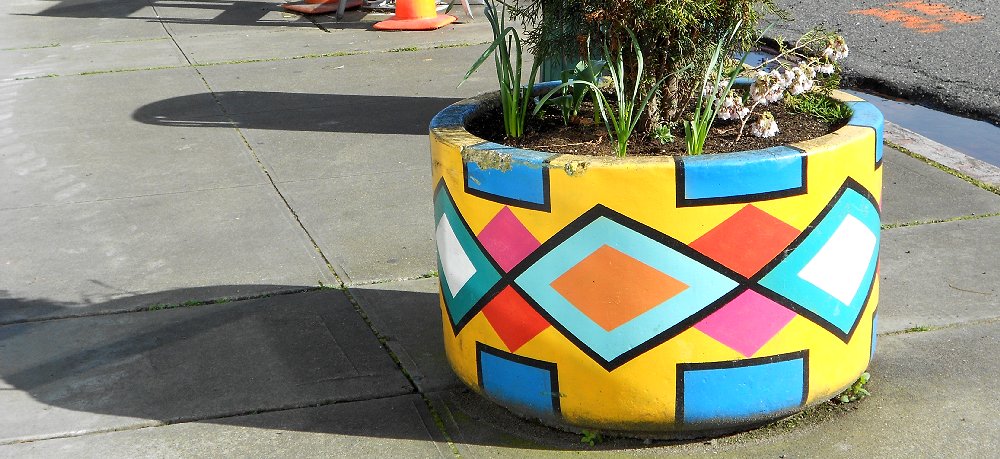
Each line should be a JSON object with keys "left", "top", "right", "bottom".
{"left": 347, "top": 272, "right": 440, "bottom": 287}
{"left": 304, "top": 14, "right": 332, "bottom": 33}
{"left": 0, "top": 42, "right": 60, "bottom": 51}
{"left": 878, "top": 315, "right": 1000, "bottom": 337}
{"left": 881, "top": 211, "right": 1000, "bottom": 230}
{"left": 1, "top": 41, "right": 490, "bottom": 82}
{"left": 0, "top": 287, "right": 322, "bottom": 328}
{"left": 885, "top": 138, "right": 1000, "bottom": 196}
{"left": 333, "top": 274, "right": 462, "bottom": 456}
{"left": 0, "top": 182, "right": 266, "bottom": 212}
{"left": 0, "top": 421, "right": 163, "bottom": 447}
{"left": 0, "top": 392, "right": 416, "bottom": 447}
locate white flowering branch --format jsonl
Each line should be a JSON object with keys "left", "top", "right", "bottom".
{"left": 710, "top": 30, "right": 850, "bottom": 142}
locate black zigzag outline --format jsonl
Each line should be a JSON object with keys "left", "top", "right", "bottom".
{"left": 462, "top": 142, "right": 552, "bottom": 212}
{"left": 503, "top": 204, "right": 747, "bottom": 372}
{"left": 434, "top": 179, "right": 506, "bottom": 336}
{"left": 675, "top": 147, "right": 808, "bottom": 207}
{"left": 676, "top": 350, "right": 809, "bottom": 424}
{"left": 476, "top": 342, "right": 561, "bottom": 415}
{"left": 750, "top": 177, "right": 881, "bottom": 344}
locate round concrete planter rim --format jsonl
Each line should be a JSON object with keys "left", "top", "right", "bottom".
{"left": 430, "top": 83, "right": 883, "bottom": 166}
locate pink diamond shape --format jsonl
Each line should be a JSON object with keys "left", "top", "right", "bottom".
{"left": 477, "top": 207, "right": 540, "bottom": 272}
{"left": 695, "top": 289, "right": 796, "bottom": 357}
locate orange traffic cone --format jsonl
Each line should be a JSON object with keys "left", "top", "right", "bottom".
{"left": 373, "top": 0, "right": 457, "bottom": 31}
{"left": 282, "top": 0, "right": 362, "bottom": 16}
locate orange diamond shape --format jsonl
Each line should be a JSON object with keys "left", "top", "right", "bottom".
{"left": 550, "top": 245, "right": 689, "bottom": 331}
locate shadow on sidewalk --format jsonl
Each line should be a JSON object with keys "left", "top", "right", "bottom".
{"left": 0, "top": 286, "right": 423, "bottom": 439}
{"left": 133, "top": 92, "right": 463, "bottom": 135}
{"left": 0, "top": 285, "right": 668, "bottom": 451}
{"left": 14, "top": 0, "right": 376, "bottom": 30}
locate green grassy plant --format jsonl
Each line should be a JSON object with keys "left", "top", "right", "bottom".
{"left": 538, "top": 31, "right": 674, "bottom": 157}
{"left": 683, "top": 22, "right": 748, "bottom": 155}
{"left": 550, "top": 56, "right": 606, "bottom": 125}
{"left": 785, "top": 91, "right": 853, "bottom": 124}
{"left": 462, "top": 0, "right": 539, "bottom": 138}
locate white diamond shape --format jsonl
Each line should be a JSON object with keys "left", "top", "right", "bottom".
{"left": 436, "top": 216, "right": 477, "bottom": 298}
{"left": 797, "top": 214, "right": 877, "bottom": 305}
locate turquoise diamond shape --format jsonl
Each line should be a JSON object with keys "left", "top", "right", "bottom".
{"left": 758, "top": 182, "right": 880, "bottom": 340}
{"left": 434, "top": 182, "right": 502, "bottom": 331}
{"left": 514, "top": 207, "right": 740, "bottom": 369}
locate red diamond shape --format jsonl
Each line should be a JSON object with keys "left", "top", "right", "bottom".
{"left": 481, "top": 286, "right": 550, "bottom": 352}
{"left": 690, "top": 205, "right": 800, "bottom": 278}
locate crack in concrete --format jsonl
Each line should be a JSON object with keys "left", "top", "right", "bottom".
{"left": 0, "top": 182, "right": 262, "bottom": 212}
{"left": 882, "top": 212, "right": 1000, "bottom": 230}
{"left": 878, "top": 315, "right": 1000, "bottom": 337}
{"left": 0, "top": 287, "right": 321, "bottom": 328}
{"left": 0, "top": 391, "right": 417, "bottom": 446}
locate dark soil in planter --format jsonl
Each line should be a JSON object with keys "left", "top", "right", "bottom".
{"left": 466, "top": 97, "right": 845, "bottom": 157}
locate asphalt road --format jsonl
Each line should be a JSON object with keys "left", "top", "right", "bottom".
{"left": 774, "top": 0, "right": 999, "bottom": 126}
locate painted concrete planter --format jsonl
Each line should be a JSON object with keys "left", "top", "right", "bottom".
{"left": 429, "top": 89, "right": 883, "bottom": 437}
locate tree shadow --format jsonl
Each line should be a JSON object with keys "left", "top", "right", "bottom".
{"left": 133, "top": 91, "right": 463, "bottom": 135}
{"left": 0, "top": 285, "right": 669, "bottom": 451}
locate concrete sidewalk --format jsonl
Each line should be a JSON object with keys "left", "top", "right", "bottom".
{"left": 1, "top": 1, "right": 998, "bottom": 457}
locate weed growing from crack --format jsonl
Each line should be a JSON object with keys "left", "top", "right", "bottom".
{"left": 580, "top": 429, "right": 603, "bottom": 446}
{"left": 836, "top": 372, "right": 871, "bottom": 403}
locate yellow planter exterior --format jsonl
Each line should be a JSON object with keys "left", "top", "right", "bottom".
{"left": 429, "top": 89, "right": 883, "bottom": 436}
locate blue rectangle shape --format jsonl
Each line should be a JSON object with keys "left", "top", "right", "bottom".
{"left": 465, "top": 143, "right": 552, "bottom": 206}
{"left": 682, "top": 146, "right": 804, "bottom": 200}
{"left": 681, "top": 356, "right": 805, "bottom": 423}
{"left": 479, "top": 351, "right": 555, "bottom": 414}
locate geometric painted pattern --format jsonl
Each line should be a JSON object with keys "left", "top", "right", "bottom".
{"left": 430, "top": 87, "right": 883, "bottom": 432}
{"left": 694, "top": 289, "right": 796, "bottom": 357}
{"left": 690, "top": 204, "right": 801, "bottom": 278}
{"left": 477, "top": 343, "right": 560, "bottom": 415}
{"left": 436, "top": 176, "right": 880, "bottom": 369}
{"left": 550, "top": 245, "right": 690, "bottom": 332}
{"left": 757, "top": 179, "right": 881, "bottom": 341}
{"left": 514, "top": 206, "right": 741, "bottom": 370}
{"left": 464, "top": 143, "right": 555, "bottom": 211}
{"left": 434, "top": 183, "right": 502, "bottom": 331}
{"left": 477, "top": 206, "right": 541, "bottom": 272}
{"left": 677, "top": 351, "right": 808, "bottom": 424}
{"left": 481, "top": 286, "right": 550, "bottom": 352}
{"left": 676, "top": 146, "right": 807, "bottom": 207}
